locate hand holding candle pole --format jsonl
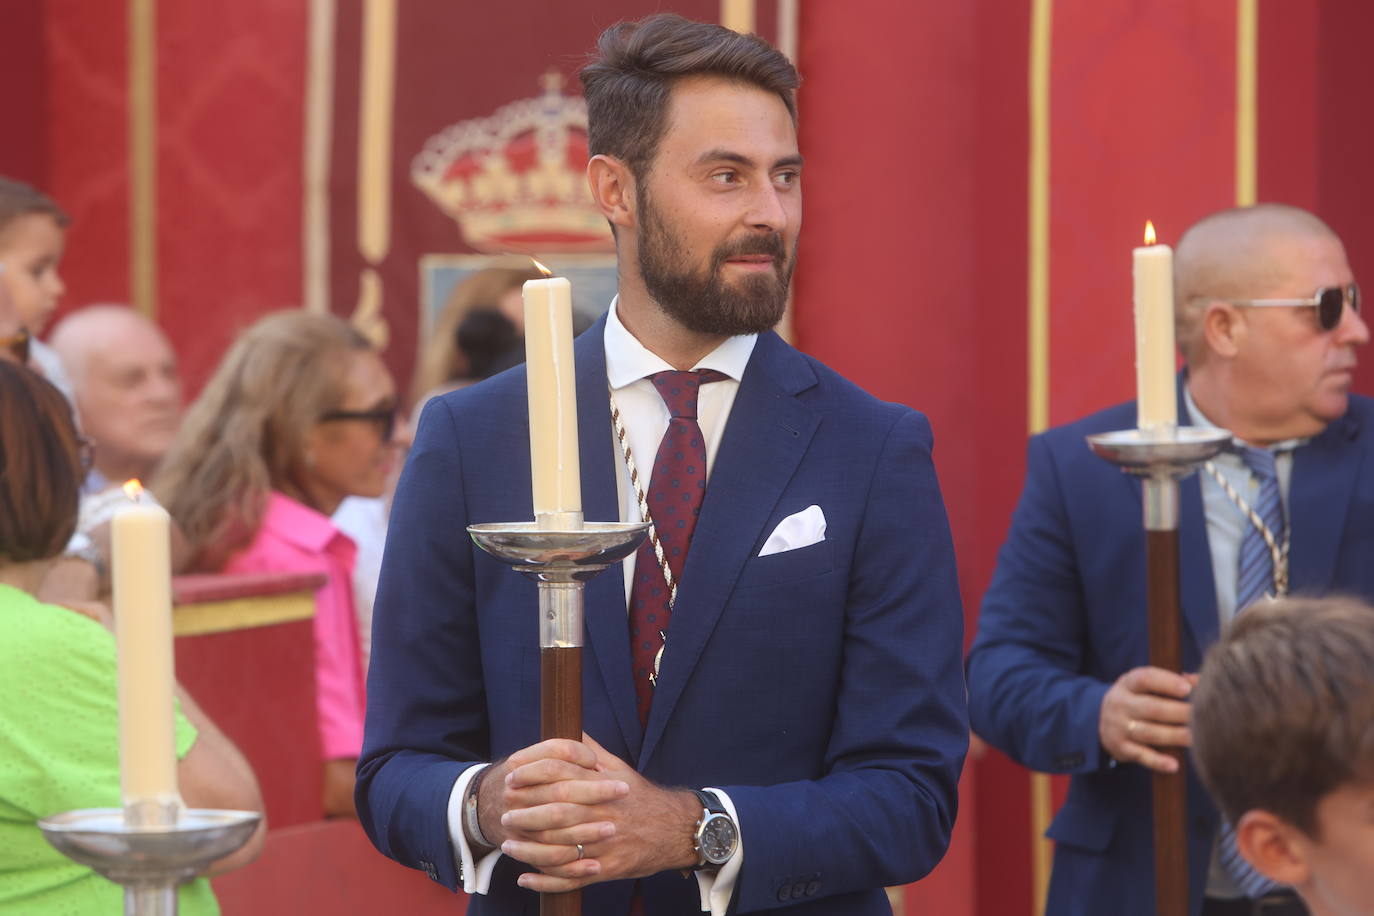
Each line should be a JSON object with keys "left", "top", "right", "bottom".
{"left": 112, "top": 480, "right": 181, "bottom": 827}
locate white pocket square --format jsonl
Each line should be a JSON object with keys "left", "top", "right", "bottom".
{"left": 758, "top": 505, "right": 827, "bottom": 557}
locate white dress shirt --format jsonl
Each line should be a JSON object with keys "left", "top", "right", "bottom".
{"left": 447, "top": 300, "right": 754, "bottom": 914}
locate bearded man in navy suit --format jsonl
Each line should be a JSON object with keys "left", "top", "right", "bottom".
{"left": 968, "top": 203, "right": 1372, "bottom": 916}
{"left": 356, "top": 14, "right": 967, "bottom": 916}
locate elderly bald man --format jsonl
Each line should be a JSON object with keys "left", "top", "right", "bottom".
{"left": 968, "top": 203, "right": 1370, "bottom": 916}
{"left": 50, "top": 305, "right": 182, "bottom": 492}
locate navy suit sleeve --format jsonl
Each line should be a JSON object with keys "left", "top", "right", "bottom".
{"left": 355, "top": 395, "right": 483, "bottom": 890}
{"left": 967, "top": 433, "right": 1112, "bottom": 774}
{"left": 725, "top": 409, "right": 969, "bottom": 911}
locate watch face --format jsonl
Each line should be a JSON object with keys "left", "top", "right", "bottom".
{"left": 699, "top": 813, "right": 738, "bottom": 864}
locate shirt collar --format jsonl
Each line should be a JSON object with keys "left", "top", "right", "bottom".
{"left": 604, "top": 297, "right": 757, "bottom": 391}
{"left": 259, "top": 491, "right": 349, "bottom": 554}
{"left": 1183, "top": 386, "right": 1308, "bottom": 452}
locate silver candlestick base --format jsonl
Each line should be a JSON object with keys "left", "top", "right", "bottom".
{"left": 468, "top": 519, "right": 651, "bottom": 648}
{"left": 39, "top": 807, "right": 260, "bottom": 916}
{"left": 468, "top": 519, "right": 651, "bottom": 579}
{"left": 1087, "top": 426, "right": 1230, "bottom": 528}
{"left": 468, "top": 517, "right": 649, "bottom": 916}
{"left": 1085, "top": 424, "right": 1230, "bottom": 916}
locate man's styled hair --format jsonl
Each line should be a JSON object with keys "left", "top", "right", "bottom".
{"left": 0, "top": 361, "right": 83, "bottom": 563}
{"left": 579, "top": 13, "right": 799, "bottom": 183}
{"left": 0, "top": 176, "right": 70, "bottom": 239}
{"left": 1192, "top": 595, "right": 1374, "bottom": 835}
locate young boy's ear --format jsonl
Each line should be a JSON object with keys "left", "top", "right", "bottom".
{"left": 1235, "top": 810, "right": 1312, "bottom": 888}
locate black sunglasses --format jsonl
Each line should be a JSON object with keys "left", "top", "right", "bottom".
{"left": 1227, "top": 283, "right": 1361, "bottom": 332}
{"left": 319, "top": 406, "right": 396, "bottom": 442}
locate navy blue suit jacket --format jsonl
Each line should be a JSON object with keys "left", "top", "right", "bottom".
{"left": 967, "top": 388, "right": 1374, "bottom": 916}
{"left": 357, "top": 317, "right": 968, "bottom": 915}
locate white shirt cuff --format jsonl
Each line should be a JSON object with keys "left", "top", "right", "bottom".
{"left": 445, "top": 764, "right": 503, "bottom": 894}
{"left": 694, "top": 788, "right": 743, "bottom": 915}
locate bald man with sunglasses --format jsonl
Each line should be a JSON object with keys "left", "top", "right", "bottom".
{"left": 968, "top": 203, "right": 1371, "bottom": 916}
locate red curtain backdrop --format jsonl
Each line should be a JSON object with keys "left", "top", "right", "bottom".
{"left": 8, "top": 2, "right": 1374, "bottom": 914}
{"left": 45, "top": 2, "right": 134, "bottom": 325}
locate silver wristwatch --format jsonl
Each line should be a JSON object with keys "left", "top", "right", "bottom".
{"left": 691, "top": 789, "right": 738, "bottom": 868}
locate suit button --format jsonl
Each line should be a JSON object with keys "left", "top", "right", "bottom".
{"left": 777, "top": 885, "right": 791, "bottom": 902}
{"left": 805, "top": 880, "right": 820, "bottom": 896}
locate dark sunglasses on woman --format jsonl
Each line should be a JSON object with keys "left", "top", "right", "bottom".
{"left": 318, "top": 405, "right": 397, "bottom": 442}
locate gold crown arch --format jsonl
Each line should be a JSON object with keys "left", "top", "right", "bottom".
{"left": 412, "top": 74, "right": 613, "bottom": 255}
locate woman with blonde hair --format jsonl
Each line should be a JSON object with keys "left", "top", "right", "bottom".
{"left": 157, "top": 310, "right": 397, "bottom": 817}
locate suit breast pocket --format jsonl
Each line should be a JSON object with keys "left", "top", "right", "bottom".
{"left": 735, "top": 538, "right": 835, "bottom": 589}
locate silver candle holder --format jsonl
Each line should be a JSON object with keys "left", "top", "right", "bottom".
{"left": 1086, "top": 425, "right": 1231, "bottom": 527}
{"left": 467, "top": 515, "right": 649, "bottom": 916}
{"left": 468, "top": 518, "right": 651, "bottom": 644}
{"left": 39, "top": 807, "right": 260, "bottom": 916}
{"left": 1086, "top": 423, "right": 1229, "bottom": 916}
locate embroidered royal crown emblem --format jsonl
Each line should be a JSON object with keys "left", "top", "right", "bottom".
{"left": 412, "top": 73, "right": 613, "bottom": 255}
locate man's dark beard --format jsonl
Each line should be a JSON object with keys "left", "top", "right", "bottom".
{"left": 637, "top": 193, "right": 795, "bottom": 337}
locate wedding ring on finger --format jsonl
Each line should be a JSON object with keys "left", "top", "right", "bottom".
{"left": 575, "top": 844, "right": 585, "bottom": 860}
{"left": 1126, "top": 719, "right": 1140, "bottom": 736}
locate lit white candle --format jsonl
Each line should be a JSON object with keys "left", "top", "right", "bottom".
{"left": 112, "top": 480, "right": 180, "bottom": 824}
{"left": 1133, "top": 221, "right": 1177, "bottom": 431}
{"left": 523, "top": 262, "right": 582, "bottom": 527}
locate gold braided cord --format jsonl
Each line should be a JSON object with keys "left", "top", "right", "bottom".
{"left": 1203, "top": 459, "right": 1289, "bottom": 597}
{"left": 610, "top": 389, "right": 680, "bottom": 688}
{"left": 609, "top": 390, "right": 678, "bottom": 609}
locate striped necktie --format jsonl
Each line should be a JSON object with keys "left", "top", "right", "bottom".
{"left": 1217, "top": 443, "right": 1284, "bottom": 897}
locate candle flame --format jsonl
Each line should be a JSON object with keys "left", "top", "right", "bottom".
{"left": 530, "top": 258, "right": 553, "bottom": 278}
{"left": 123, "top": 479, "right": 144, "bottom": 502}
{"left": 1143, "top": 221, "right": 1157, "bottom": 246}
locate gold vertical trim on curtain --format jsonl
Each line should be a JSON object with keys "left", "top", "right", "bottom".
{"left": 1028, "top": 0, "right": 1055, "bottom": 912}
{"left": 1235, "top": 0, "right": 1258, "bottom": 206}
{"left": 303, "top": 0, "right": 337, "bottom": 314}
{"left": 128, "top": 0, "right": 158, "bottom": 318}
{"left": 1028, "top": 0, "right": 1052, "bottom": 439}
{"left": 721, "top": 0, "right": 756, "bottom": 35}
{"left": 775, "top": 0, "right": 797, "bottom": 345}
{"left": 353, "top": 0, "right": 396, "bottom": 347}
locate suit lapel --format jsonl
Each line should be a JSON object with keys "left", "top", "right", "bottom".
{"left": 1289, "top": 411, "right": 1362, "bottom": 592}
{"left": 639, "top": 332, "right": 820, "bottom": 768}
{"left": 573, "top": 317, "right": 645, "bottom": 758}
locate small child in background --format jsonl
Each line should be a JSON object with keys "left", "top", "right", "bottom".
{"left": 0, "top": 176, "right": 71, "bottom": 397}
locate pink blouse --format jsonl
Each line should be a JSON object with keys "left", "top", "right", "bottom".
{"left": 224, "top": 492, "right": 366, "bottom": 760}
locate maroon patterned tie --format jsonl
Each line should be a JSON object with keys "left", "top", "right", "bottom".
{"left": 628, "top": 368, "right": 728, "bottom": 725}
